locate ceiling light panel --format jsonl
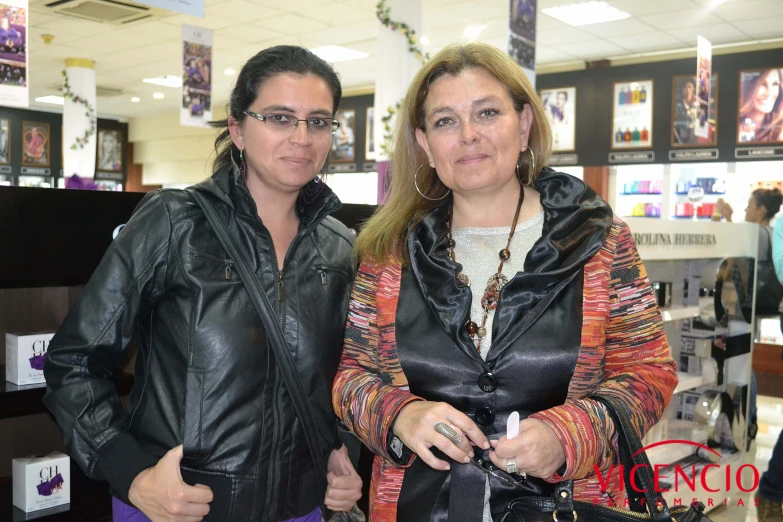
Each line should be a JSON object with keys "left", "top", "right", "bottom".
{"left": 543, "top": 1, "right": 631, "bottom": 26}
{"left": 142, "top": 75, "right": 182, "bottom": 88}
{"left": 35, "top": 96, "right": 64, "bottom": 105}
{"left": 309, "top": 45, "right": 369, "bottom": 63}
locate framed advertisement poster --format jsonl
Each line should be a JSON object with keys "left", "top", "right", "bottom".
{"left": 330, "top": 108, "right": 356, "bottom": 164}
{"left": 737, "top": 68, "right": 783, "bottom": 144}
{"left": 0, "top": 118, "right": 9, "bottom": 165}
{"left": 672, "top": 74, "right": 718, "bottom": 147}
{"left": 21, "top": 121, "right": 50, "bottom": 167}
{"left": 365, "top": 107, "right": 376, "bottom": 161}
{"left": 611, "top": 80, "right": 653, "bottom": 150}
{"left": 97, "top": 129, "right": 123, "bottom": 172}
{"left": 541, "top": 87, "right": 575, "bottom": 152}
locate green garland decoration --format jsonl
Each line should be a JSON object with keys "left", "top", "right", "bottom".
{"left": 376, "top": 0, "right": 429, "bottom": 157}
{"left": 62, "top": 69, "right": 97, "bottom": 150}
{"left": 376, "top": 0, "right": 429, "bottom": 62}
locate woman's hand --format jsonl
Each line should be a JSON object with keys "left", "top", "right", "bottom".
{"left": 393, "top": 401, "right": 489, "bottom": 471}
{"left": 325, "top": 445, "right": 362, "bottom": 512}
{"left": 128, "top": 445, "right": 213, "bottom": 522}
{"left": 488, "top": 418, "right": 565, "bottom": 479}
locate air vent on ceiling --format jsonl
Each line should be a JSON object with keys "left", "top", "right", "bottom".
{"left": 45, "top": 0, "right": 169, "bottom": 25}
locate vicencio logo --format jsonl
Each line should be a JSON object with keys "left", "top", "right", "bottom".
{"left": 593, "top": 439, "right": 760, "bottom": 509}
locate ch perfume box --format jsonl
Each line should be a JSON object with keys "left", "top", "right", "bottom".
{"left": 5, "top": 332, "right": 55, "bottom": 385}
{"left": 13, "top": 452, "right": 70, "bottom": 513}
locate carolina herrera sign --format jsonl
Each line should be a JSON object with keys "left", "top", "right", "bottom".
{"left": 633, "top": 233, "right": 717, "bottom": 246}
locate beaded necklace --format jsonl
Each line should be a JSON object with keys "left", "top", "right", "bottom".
{"left": 447, "top": 188, "right": 525, "bottom": 351}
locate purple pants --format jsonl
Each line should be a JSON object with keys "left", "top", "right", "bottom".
{"left": 112, "top": 497, "right": 321, "bottom": 522}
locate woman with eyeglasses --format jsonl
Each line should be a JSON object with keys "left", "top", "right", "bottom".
{"left": 332, "top": 43, "right": 677, "bottom": 521}
{"left": 44, "top": 46, "right": 362, "bottom": 522}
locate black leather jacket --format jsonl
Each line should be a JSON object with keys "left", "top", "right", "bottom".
{"left": 43, "top": 165, "right": 354, "bottom": 521}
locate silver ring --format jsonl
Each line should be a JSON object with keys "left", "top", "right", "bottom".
{"left": 434, "top": 422, "right": 462, "bottom": 446}
{"left": 505, "top": 458, "right": 519, "bottom": 475}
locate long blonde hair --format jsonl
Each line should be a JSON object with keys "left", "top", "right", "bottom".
{"left": 355, "top": 43, "right": 552, "bottom": 264}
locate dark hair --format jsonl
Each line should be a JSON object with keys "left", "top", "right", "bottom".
{"left": 557, "top": 91, "right": 568, "bottom": 101}
{"left": 752, "top": 188, "right": 783, "bottom": 220}
{"left": 211, "top": 45, "right": 342, "bottom": 174}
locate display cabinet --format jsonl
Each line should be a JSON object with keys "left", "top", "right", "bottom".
{"left": 628, "top": 217, "right": 760, "bottom": 512}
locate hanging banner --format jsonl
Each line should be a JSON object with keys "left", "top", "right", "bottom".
{"left": 508, "top": 0, "right": 537, "bottom": 86}
{"left": 181, "top": 25, "right": 212, "bottom": 128}
{"left": 136, "top": 0, "right": 203, "bottom": 17}
{"left": 694, "top": 36, "right": 712, "bottom": 139}
{"left": 0, "top": 0, "right": 28, "bottom": 108}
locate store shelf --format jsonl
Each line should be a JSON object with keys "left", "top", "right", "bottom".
{"left": 671, "top": 216, "right": 714, "bottom": 220}
{"left": 1, "top": 367, "right": 134, "bottom": 420}
{"left": 673, "top": 372, "right": 715, "bottom": 395}
{"left": 675, "top": 192, "right": 725, "bottom": 196}
{"left": 661, "top": 305, "right": 700, "bottom": 323}
{"left": 646, "top": 420, "right": 707, "bottom": 467}
{"left": 622, "top": 192, "right": 662, "bottom": 196}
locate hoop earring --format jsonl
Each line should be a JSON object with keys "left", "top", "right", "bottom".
{"left": 516, "top": 148, "right": 536, "bottom": 185}
{"left": 414, "top": 163, "right": 450, "bottom": 201}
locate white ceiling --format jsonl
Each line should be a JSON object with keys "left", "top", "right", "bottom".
{"left": 24, "top": 0, "right": 783, "bottom": 119}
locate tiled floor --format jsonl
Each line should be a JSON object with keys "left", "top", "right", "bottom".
{"left": 707, "top": 395, "right": 782, "bottom": 522}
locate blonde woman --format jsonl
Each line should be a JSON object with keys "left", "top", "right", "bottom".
{"left": 332, "top": 43, "right": 677, "bottom": 521}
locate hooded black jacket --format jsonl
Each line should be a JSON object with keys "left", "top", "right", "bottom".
{"left": 43, "top": 164, "right": 354, "bottom": 521}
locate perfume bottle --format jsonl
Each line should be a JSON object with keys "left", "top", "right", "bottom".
{"left": 632, "top": 128, "right": 641, "bottom": 141}
{"left": 615, "top": 129, "right": 624, "bottom": 143}
{"left": 624, "top": 128, "right": 632, "bottom": 142}
{"left": 640, "top": 86, "right": 647, "bottom": 103}
{"left": 632, "top": 86, "right": 640, "bottom": 104}
{"left": 618, "top": 89, "right": 626, "bottom": 105}
{"left": 641, "top": 127, "right": 649, "bottom": 142}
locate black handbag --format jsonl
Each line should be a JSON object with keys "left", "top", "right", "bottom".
{"left": 189, "top": 189, "right": 364, "bottom": 522}
{"left": 498, "top": 395, "right": 712, "bottom": 522}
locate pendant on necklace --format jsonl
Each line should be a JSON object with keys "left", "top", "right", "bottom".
{"left": 481, "top": 273, "right": 509, "bottom": 310}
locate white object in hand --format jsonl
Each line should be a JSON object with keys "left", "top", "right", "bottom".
{"left": 507, "top": 411, "right": 520, "bottom": 439}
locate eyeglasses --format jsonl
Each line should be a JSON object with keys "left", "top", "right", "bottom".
{"left": 468, "top": 455, "right": 527, "bottom": 488}
{"left": 243, "top": 111, "right": 340, "bottom": 135}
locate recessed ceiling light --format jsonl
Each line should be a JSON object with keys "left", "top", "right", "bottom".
{"left": 463, "top": 25, "right": 486, "bottom": 39}
{"left": 153, "top": 92, "right": 164, "bottom": 99}
{"left": 543, "top": 1, "right": 630, "bottom": 26}
{"left": 143, "top": 75, "right": 182, "bottom": 88}
{"left": 35, "top": 95, "right": 64, "bottom": 105}
{"left": 130, "top": 97, "right": 140, "bottom": 103}
{"left": 224, "top": 68, "right": 236, "bottom": 76}
{"left": 421, "top": 36, "right": 430, "bottom": 45}
{"left": 309, "top": 45, "right": 369, "bottom": 63}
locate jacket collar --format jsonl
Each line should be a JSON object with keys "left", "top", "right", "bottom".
{"left": 193, "top": 162, "right": 342, "bottom": 233}
{"left": 407, "top": 168, "right": 614, "bottom": 365}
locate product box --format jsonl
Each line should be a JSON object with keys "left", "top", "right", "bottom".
{"left": 5, "top": 332, "right": 55, "bottom": 385}
{"left": 12, "top": 452, "right": 70, "bottom": 513}
{"left": 677, "top": 391, "right": 700, "bottom": 421}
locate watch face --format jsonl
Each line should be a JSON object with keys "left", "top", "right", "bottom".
{"left": 390, "top": 436, "right": 404, "bottom": 459}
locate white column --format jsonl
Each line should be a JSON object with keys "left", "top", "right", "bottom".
{"left": 374, "top": 0, "right": 422, "bottom": 164}
{"left": 62, "top": 58, "right": 97, "bottom": 180}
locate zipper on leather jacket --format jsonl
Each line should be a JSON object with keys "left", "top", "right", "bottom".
{"left": 277, "top": 270, "right": 285, "bottom": 301}
{"left": 225, "top": 259, "right": 233, "bottom": 280}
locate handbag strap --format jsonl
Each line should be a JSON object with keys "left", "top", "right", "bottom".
{"left": 589, "top": 395, "right": 673, "bottom": 522}
{"left": 187, "top": 189, "right": 329, "bottom": 514}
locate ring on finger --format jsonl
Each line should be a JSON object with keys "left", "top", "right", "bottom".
{"left": 505, "top": 457, "right": 518, "bottom": 475}
{"left": 434, "top": 422, "right": 462, "bottom": 446}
